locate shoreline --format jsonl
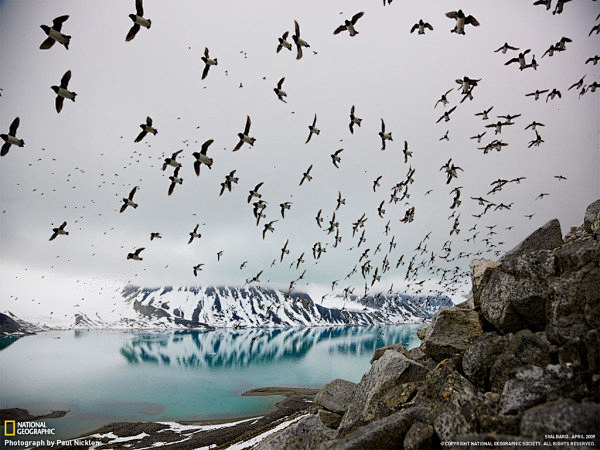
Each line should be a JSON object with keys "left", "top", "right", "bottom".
{"left": 1, "top": 386, "right": 319, "bottom": 449}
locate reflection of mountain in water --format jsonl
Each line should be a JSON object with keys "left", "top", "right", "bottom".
{"left": 119, "top": 325, "right": 422, "bottom": 369}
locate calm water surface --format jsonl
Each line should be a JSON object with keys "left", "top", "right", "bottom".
{"left": 0, "top": 324, "right": 423, "bottom": 439}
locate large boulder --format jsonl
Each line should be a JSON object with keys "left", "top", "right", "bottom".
{"left": 520, "top": 399, "right": 600, "bottom": 439}
{"left": 419, "top": 308, "right": 484, "bottom": 361}
{"left": 321, "top": 410, "right": 413, "bottom": 449}
{"left": 500, "top": 218, "right": 563, "bottom": 262}
{"left": 403, "top": 420, "right": 435, "bottom": 450}
{"left": 499, "top": 364, "right": 576, "bottom": 414}
{"left": 336, "top": 351, "right": 429, "bottom": 436}
{"left": 546, "top": 235, "right": 600, "bottom": 345}
{"left": 255, "top": 415, "right": 335, "bottom": 450}
{"left": 488, "top": 330, "right": 553, "bottom": 393}
{"left": 317, "top": 409, "right": 343, "bottom": 429}
{"left": 583, "top": 198, "right": 600, "bottom": 233}
{"left": 462, "top": 332, "right": 509, "bottom": 391}
{"left": 470, "top": 259, "right": 500, "bottom": 307}
{"left": 314, "top": 379, "right": 357, "bottom": 416}
{"left": 412, "top": 359, "right": 490, "bottom": 442}
{"left": 478, "top": 250, "right": 555, "bottom": 334}
{"left": 370, "top": 342, "right": 411, "bottom": 364}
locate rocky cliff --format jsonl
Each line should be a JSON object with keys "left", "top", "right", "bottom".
{"left": 256, "top": 199, "right": 600, "bottom": 449}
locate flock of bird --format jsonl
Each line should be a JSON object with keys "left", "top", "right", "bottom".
{"left": 2, "top": 0, "right": 599, "bottom": 318}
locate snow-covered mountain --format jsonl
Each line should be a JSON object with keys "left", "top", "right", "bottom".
{"left": 119, "top": 285, "right": 451, "bottom": 329}
{"left": 2, "top": 284, "right": 453, "bottom": 331}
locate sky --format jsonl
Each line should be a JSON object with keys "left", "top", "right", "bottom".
{"left": 0, "top": 0, "right": 599, "bottom": 314}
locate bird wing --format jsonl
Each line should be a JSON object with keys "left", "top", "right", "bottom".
{"left": 172, "top": 149, "right": 183, "bottom": 159}
{"left": 410, "top": 23, "right": 419, "bottom": 33}
{"left": 294, "top": 20, "right": 301, "bottom": 37}
{"left": 55, "top": 96, "right": 64, "bottom": 113}
{"left": 277, "top": 77, "right": 285, "bottom": 89}
{"left": 146, "top": 116, "right": 152, "bottom": 126}
{"left": 60, "top": 70, "right": 71, "bottom": 88}
{"left": 202, "top": 64, "right": 210, "bottom": 80}
{"left": 129, "top": 186, "right": 137, "bottom": 199}
{"left": 351, "top": 11, "right": 364, "bottom": 24}
{"left": 244, "top": 115, "right": 252, "bottom": 134}
{"left": 305, "top": 130, "right": 313, "bottom": 144}
{"left": 134, "top": 130, "right": 147, "bottom": 142}
{"left": 135, "top": 0, "right": 144, "bottom": 16}
{"left": 425, "top": 23, "right": 434, "bottom": 30}
{"left": 60, "top": 221, "right": 67, "bottom": 229}
{"left": 201, "top": 139, "right": 213, "bottom": 155}
{"left": 135, "top": 247, "right": 145, "bottom": 255}
{"left": 53, "top": 15, "right": 69, "bottom": 32}
{"left": 504, "top": 57, "right": 518, "bottom": 65}
{"left": 0, "top": 142, "right": 10, "bottom": 156}
{"left": 8, "top": 117, "right": 20, "bottom": 135}
{"left": 126, "top": 24, "right": 140, "bottom": 42}
{"left": 168, "top": 181, "right": 175, "bottom": 196}
{"left": 333, "top": 25, "right": 347, "bottom": 35}
{"left": 445, "top": 11, "right": 458, "bottom": 19}
{"left": 465, "top": 15, "right": 480, "bottom": 26}
{"left": 204, "top": 47, "right": 210, "bottom": 58}
{"left": 232, "top": 139, "right": 243, "bottom": 152}
{"left": 40, "top": 37, "right": 56, "bottom": 49}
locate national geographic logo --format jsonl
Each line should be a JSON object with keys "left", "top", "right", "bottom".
{"left": 3, "top": 420, "right": 55, "bottom": 436}
{"left": 4, "top": 420, "right": 16, "bottom": 436}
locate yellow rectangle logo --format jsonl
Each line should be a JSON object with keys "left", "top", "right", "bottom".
{"left": 4, "top": 420, "right": 15, "bottom": 436}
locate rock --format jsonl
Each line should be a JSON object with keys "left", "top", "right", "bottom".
{"left": 583, "top": 198, "right": 600, "bottom": 233}
{"left": 413, "top": 360, "right": 490, "bottom": 442}
{"left": 488, "top": 330, "right": 553, "bottom": 393}
{"left": 547, "top": 235, "right": 600, "bottom": 345}
{"left": 520, "top": 399, "right": 600, "bottom": 439}
{"left": 501, "top": 218, "right": 563, "bottom": 262}
{"left": 479, "top": 250, "right": 555, "bottom": 334}
{"left": 336, "top": 351, "right": 429, "bottom": 436}
{"left": 499, "top": 364, "right": 576, "bottom": 414}
{"left": 370, "top": 342, "right": 411, "bottom": 364}
{"left": 255, "top": 414, "right": 335, "bottom": 450}
{"left": 419, "top": 308, "right": 484, "bottom": 361}
{"left": 314, "top": 379, "right": 357, "bottom": 416}
{"left": 318, "top": 409, "right": 342, "bottom": 429}
{"left": 403, "top": 421, "right": 434, "bottom": 450}
{"left": 321, "top": 410, "right": 413, "bottom": 450}
{"left": 470, "top": 259, "right": 499, "bottom": 307}
{"left": 462, "top": 332, "right": 508, "bottom": 391}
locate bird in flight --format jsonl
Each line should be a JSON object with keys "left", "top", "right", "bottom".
{"left": 126, "top": 0, "right": 151, "bottom": 42}
{"left": 333, "top": 12, "right": 364, "bottom": 37}
{"left": 40, "top": 15, "right": 71, "bottom": 50}
{"left": 51, "top": 70, "right": 77, "bottom": 113}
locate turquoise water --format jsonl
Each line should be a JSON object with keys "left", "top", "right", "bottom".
{"left": 0, "top": 324, "right": 423, "bottom": 440}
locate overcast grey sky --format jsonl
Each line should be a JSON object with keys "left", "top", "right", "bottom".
{"left": 0, "top": 0, "right": 598, "bottom": 309}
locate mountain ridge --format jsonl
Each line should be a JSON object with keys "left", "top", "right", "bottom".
{"left": 1, "top": 284, "right": 453, "bottom": 334}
